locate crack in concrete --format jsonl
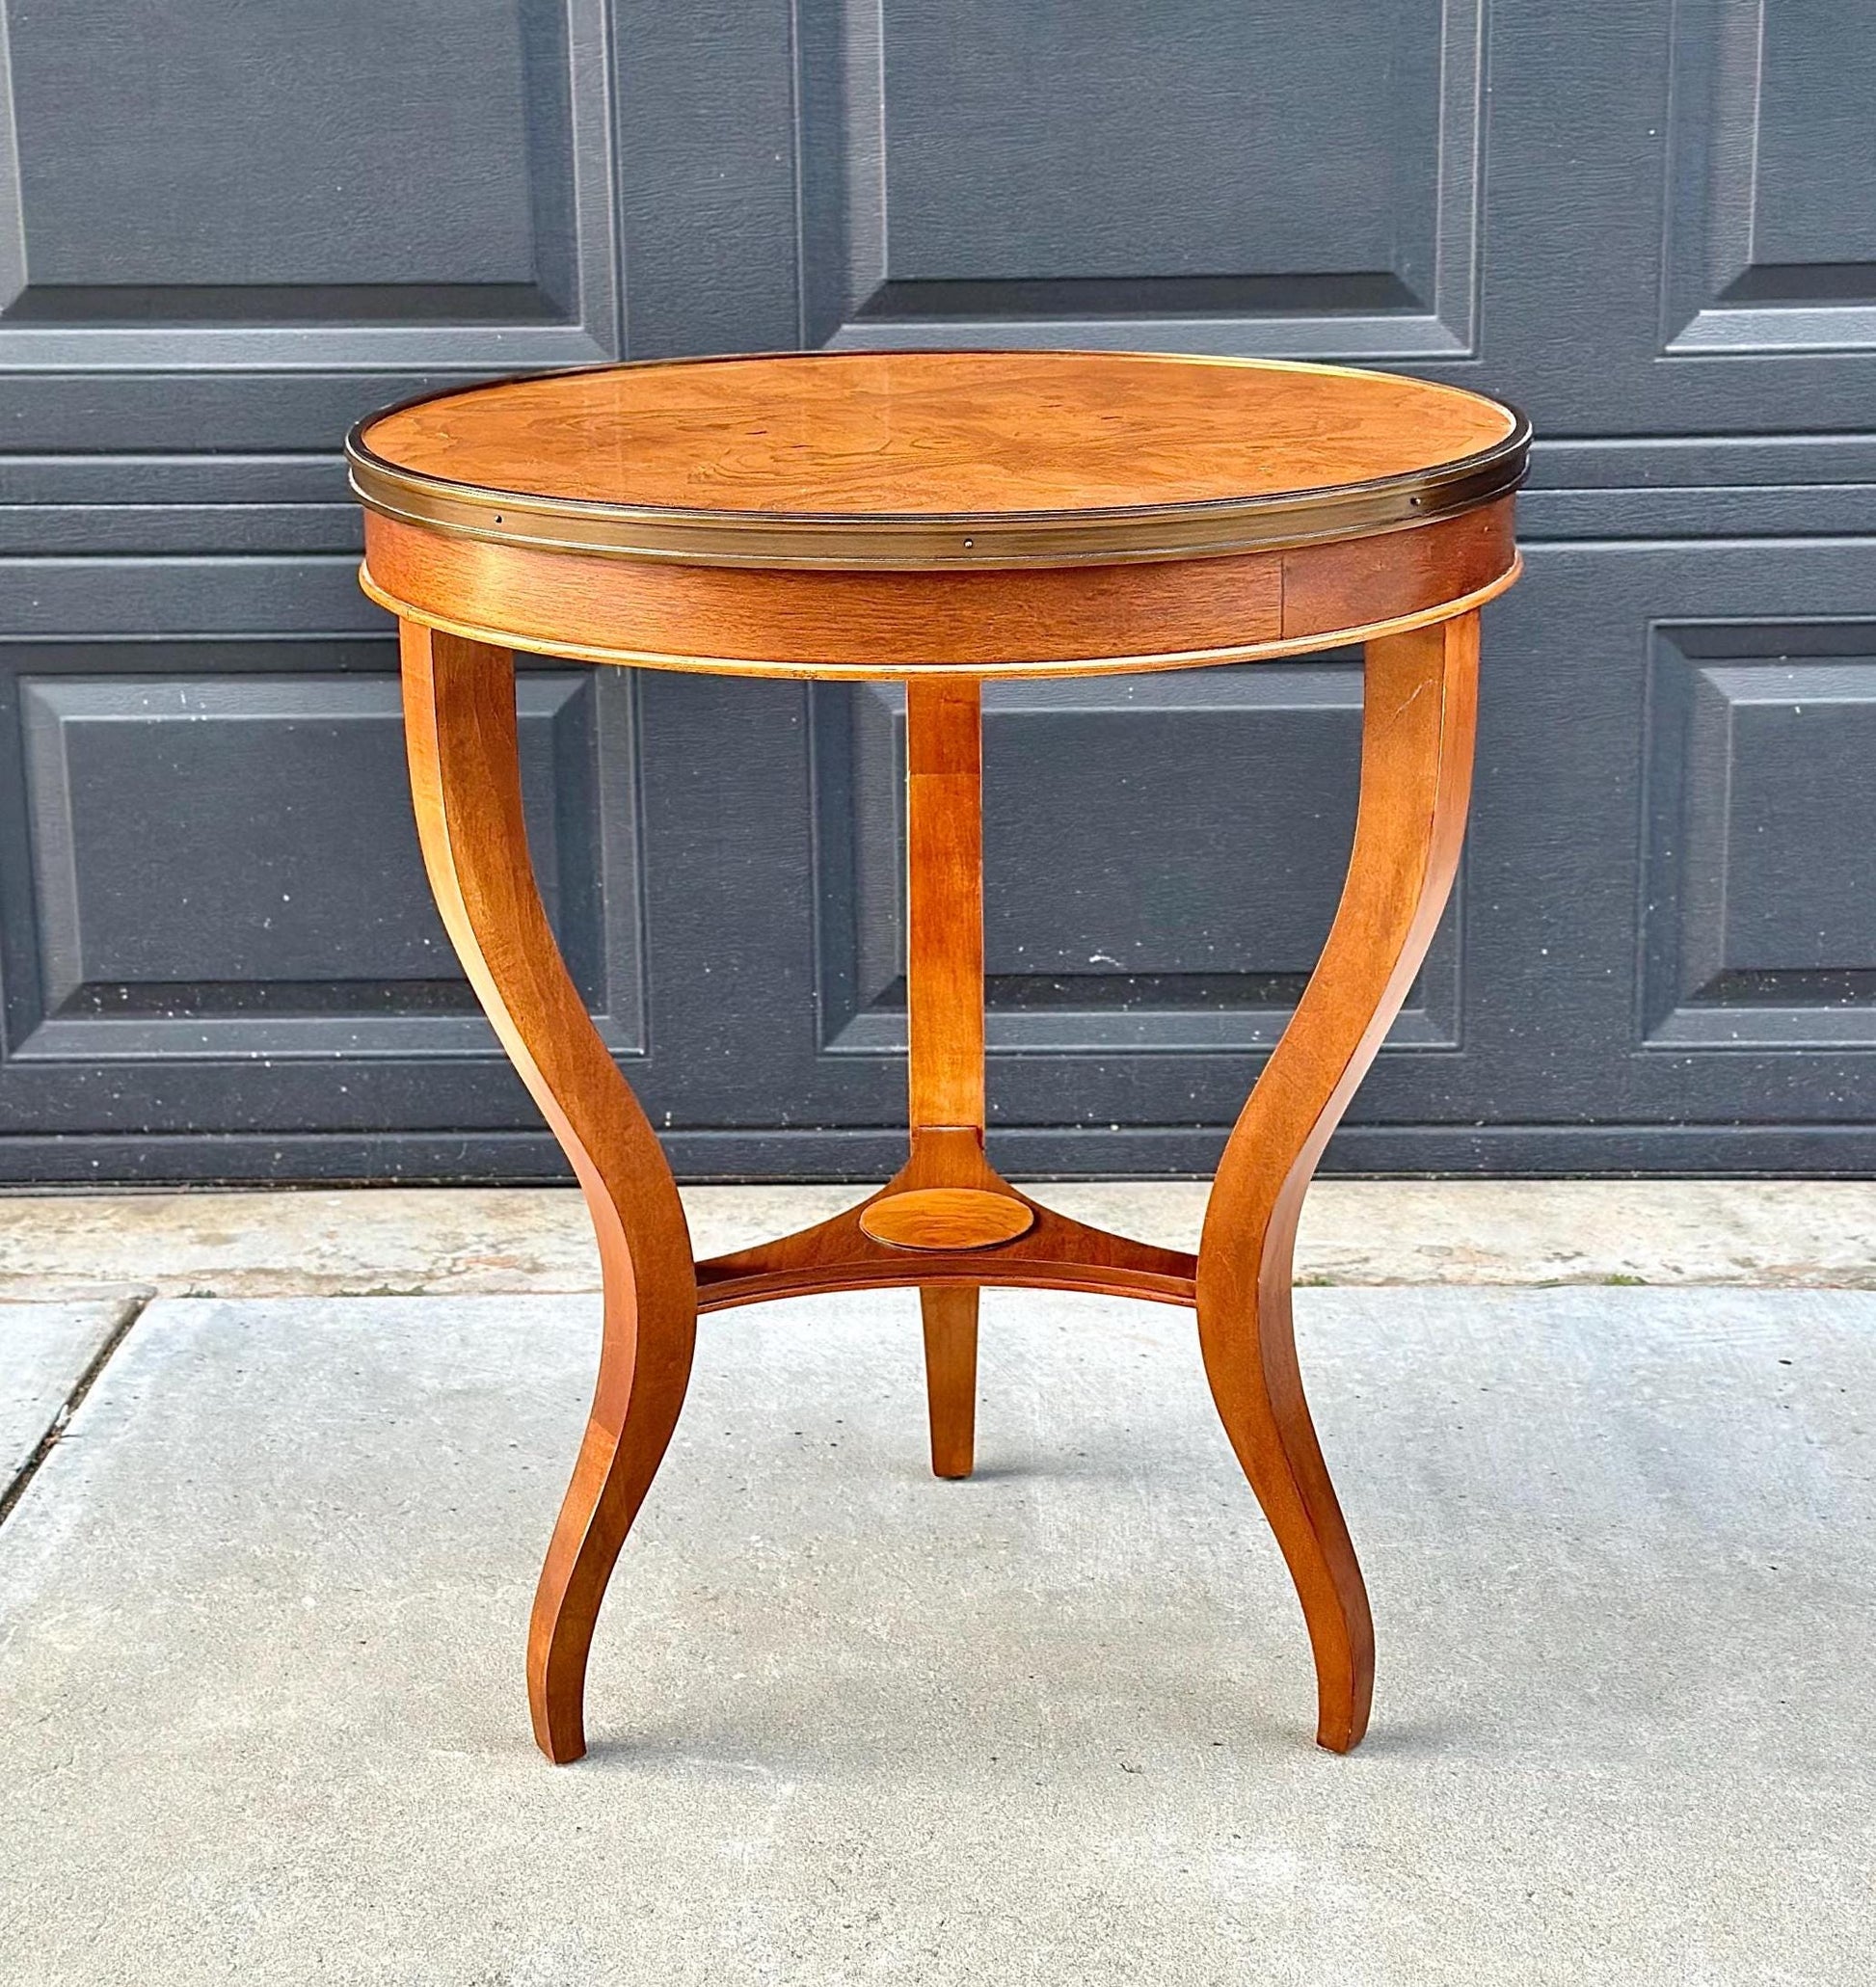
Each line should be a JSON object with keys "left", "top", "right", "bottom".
{"left": 0, "top": 1291, "right": 151, "bottom": 1530}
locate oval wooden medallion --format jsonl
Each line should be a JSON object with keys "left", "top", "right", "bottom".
{"left": 858, "top": 1188, "right": 1035, "bottom": 1252}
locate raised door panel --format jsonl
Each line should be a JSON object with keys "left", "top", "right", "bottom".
{"left": 0, "top": 640, "right": 645, "bottom": 1148}
{"left": 1442, "top": 538, "right": 1876, "bottom": 1170}
{"left": 619, "top": 0, "right": 1485, "bottom": 363}
{"left": 1490, "top": 0, "right": 1876, "bottom": 433}
{"left": 1663, "top": 0, "right": 1876, "bottom": 355}
{"left": 0, "top": 0, "right": 617, "bottom": 441}
{"left": 801, "top": 0, "right": 1482, "bottom": 357}
{"left": 1642, "top": 634, "right": 1876, "bottom": 1048}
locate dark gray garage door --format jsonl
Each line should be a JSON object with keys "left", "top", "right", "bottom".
{"left": 4, "top": 1, "right": 1875, "bottom": 1183}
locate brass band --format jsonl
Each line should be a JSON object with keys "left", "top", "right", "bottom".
{"left": 346, "top": 363, "right": 1530, "bottom": 575}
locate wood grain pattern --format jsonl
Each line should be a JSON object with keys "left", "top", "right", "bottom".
{"left": 401, "top": 625, "right": 698, "bottom": 1766}
{"left": 920, "top": 1285, "right": 980, "bottom": 1481}
{"left": 906, "top": 679, "right": 984, "bottom": 1130}
{"left": 693, "top": 1128, "right": 1197, "bottom": 1311}
{"left": 1194, "top": 610, "right": 1479, "bottom": 1756}
{"left": 859, "top": 1188, "right": 1035, "bottom": 1251}
{"left": 394, "top": 605, "right": 1485, "bottom": 1757}
{"left": 361, "top": 350, "right": 1516, "bottom": 519}
{"left": 904, "top": 678, "right": 986, "bottom": 1474}
{"left": 1279, "top": 499, "right": 1513, "bottom": 638}
{"left": 363, "top": 508, "right": 1281, "bottom": 669}
{"left": 373, "top": 354, "right": 1511, "bottom": 1762}
{"left": 361, "top": 500, "right": 1513, "bottom": 677}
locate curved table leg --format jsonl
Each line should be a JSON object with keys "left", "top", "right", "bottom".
{"left": 1195, "top": 610, "right": 1479, "bottom": 1753}
{"left": 401, "top": 624, "right": 699, "bottom": 1763}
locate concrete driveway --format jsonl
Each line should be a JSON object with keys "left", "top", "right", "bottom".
{"left": 1, "top": 1189, "right": 1872, "bottom": 1983}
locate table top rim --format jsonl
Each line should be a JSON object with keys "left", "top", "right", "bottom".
{"left": 347, "top": 351, "right": 1530, "bottom": 572}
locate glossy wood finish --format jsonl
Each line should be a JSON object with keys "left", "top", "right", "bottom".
{"left": 1195, "top": 611, "right": 1479, "bottom": 1754}
{"left": 372, "top": 351, "right": 1512, "bottom": 1762}
{"left": 360, "top": 352, "right": 1518, "bottom": 521}
{"left": 858, "top": 1188, "right": 1036, "bottom": 1251}
{"left": 920, "top": 1285, "right": 980, "bottom": 1482}
{"left": 905, "top": 680, "right": 985, "bottom": 1132}
{"left": 904, "top": 677, "right": 987, "bottom": 1474}
{"left": 401, "top": 625, "right": 698, "bottom": 1765}
{"left": 692, "top": 1124, "right": 1199, "bottom": 1313}
{"left": 361, "top": 497, "right": 1515, "bottom": 678}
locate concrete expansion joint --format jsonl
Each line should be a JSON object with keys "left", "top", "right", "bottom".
{"left": 0, "top": 1290, "right": 151, "bottom": 1531}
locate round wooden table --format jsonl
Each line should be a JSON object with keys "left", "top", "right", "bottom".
{"left": 348, "top": 350, "right": 1527, "bottom": 1764}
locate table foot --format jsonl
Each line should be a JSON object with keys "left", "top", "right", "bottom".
{"left": 1194, "top": 1269, "right": 1377, "bottom": 1754}
{"left": 526, "top": 1341, "right": 694, "bottom": 1762}
{"left": 919, "top": 1285, "right": 979, "bottom": 1478}
{"left": 1196, "top": 612, "right": 1478, "bottom": 1753}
